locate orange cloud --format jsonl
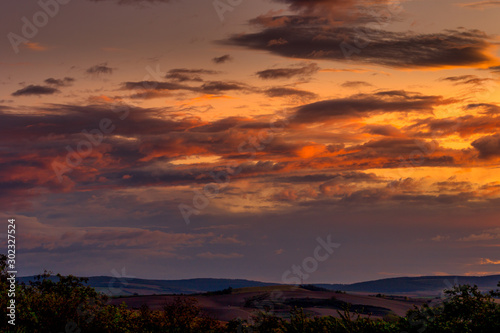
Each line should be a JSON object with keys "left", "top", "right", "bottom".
{"left": 182, "top": 94, "right": 234, "bottom": 106}
{"left": 479, "top": 258, "right": 500, "bottom": 265}
{"left": 88, "top": 95, "right": 119, "bottom": 103}
{"left": 296, "top": 144, "right": 327, "bottom": 158}
{"left": 23, "top": 42, "right": 48, "bottom": 51}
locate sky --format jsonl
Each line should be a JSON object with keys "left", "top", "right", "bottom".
{"left": 1, "top": 0, "right": 500, "bottom": 284}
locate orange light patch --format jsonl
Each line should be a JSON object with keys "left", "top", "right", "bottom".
{"left": 296, "top": 144, "right": 327, "bottom": 158}
{"left": 180, "top": 94, "right": 234, "bottom": 106}
{"left": 23, "top": 42, "right": 48, "bottom": 51}
{"left": 88, "top": 95, "right": 117, "bottom": 103}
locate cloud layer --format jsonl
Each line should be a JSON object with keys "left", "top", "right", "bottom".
{"left": 225, "top": 17, "right": 496, "bottom": 69}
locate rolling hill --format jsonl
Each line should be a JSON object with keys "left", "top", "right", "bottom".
{"left": 17, "top": 274, "right": 500, "bottom": 296}
{"left": 317, "top": 275, "right": 500, "bottom": 296}
{"left": 17, "top": 276, "right": 277, "bottom": 296}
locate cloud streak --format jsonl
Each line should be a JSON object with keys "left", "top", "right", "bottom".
{"left": 87, "top": 63, "right": 114, "bottom": 75}
{"left": 256, "top": 63, "right": 319, "bottom": 79}
{"left": 292, "top": 90, "right": 447, "bottom": 123}
{"left": 459, "top": 1, "right": 500, "bottom": 9}
{"left": 225, "top": 18, "right": 497, "bottom": 69}
{"left": 212, "top": 54, "right": 232, "bottom": 64}
{"left": 12, "top": 85, "right": 59, "bottom": 96}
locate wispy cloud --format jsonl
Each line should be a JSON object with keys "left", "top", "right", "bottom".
{"left": 212, "top": 54, "right": 232, "bottom": 64}
{"left": 264, "top": 87, "right": 317, "bottom": 100}
{"left": 479, "top": 258, "right": 500, "bottom": 265}
{"left": 88, "top": 0, "right": 172, "bottom": 5}
{"left": 459, "top": 1, "right": 500, "bottom": 9}
{"left": 12, "top": 85, "right": 59, "bottom": 97}
{"left": 472, "top": 134, "right": 500, "bottom": 159}
{"left": 292, "top": 90, "right": 447, "bottom": 123}
{"left": 165, "top": 68, "right": 219, "bottom": 82}
{"left": 459, "top": 228, "right": 500, "bottom": 241}
{"left": 44, "top": 77, "right": 75, "bottom": 87}
{"left": 87, "top": 63, "right": 114, "bottom": 75}
{"left": 196, "top": 252, "right": 244, "bottom": 259}
{"left": 440, "top": 75, "right": 493, "bottom": 86}
{"left": 23, "top": 42, "right": 48, "bottom": 51}
{"left": 341, "top": 81, "right": 373, "bottom": 89}
{"left": 256, "top": 63, "right": 319, "bottom": 80}
{"left": 225, "top": 20, "right": 497, "bottom": 69}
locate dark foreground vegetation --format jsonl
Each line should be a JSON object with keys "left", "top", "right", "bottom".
{"left": 2, "top": 254, "right": 500, "bottom": 333}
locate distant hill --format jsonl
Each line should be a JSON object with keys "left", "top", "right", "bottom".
{"left": 17, "top": 274, "right": 500, "bottom": 296}
{"left": 17, "top": 276, "right": 277, "bottom": 296}
{"left": 316, "top": 275, "right": 500, "bottom": 296}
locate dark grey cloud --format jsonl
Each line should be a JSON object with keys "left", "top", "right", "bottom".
{"left": 441, "top": 75, "right": 477, "bottom": 82}
{"left": 471, "top": 134, "right": 500, "bottom": 158}
{"left": 256, "top": 63, "right": 319, "bottom": 79}
{"left": 488, "top": 65, "right": 500, "bottom": 74}
{"left": 0, "top": 103, "right": 287, "bottom": 188}
{"left": 122, "top": 81, "right": 189, "bottom": 91}
{"left": 270, "top": 0, "right": 395, "bottom": 22}
{"left": 103, "top": 169, "right": 209, "bottom": 187}
{"left": 88, "top": 0, "right": 171, "bottom": 4}
{"left": 165, "top": 69, "right": 219, "bottom": 82}
{"left": 224, "top": 17, "right": 495, "bottom": 69}
{"left": 12, "top": 77, "right": 74, "bottom": 97}
{"left": 273, "top": 0, "right": 347, "bottom": 10}
{"left": 364, "top": 124, "right": 401, "bottom": 136}
{"left": 44, "top": 77, "right": 75, "bottom": 87}
{"left": 122, "top": 80, "right": 249, "bottom": 95}
{"left": 274, "top": 174, "right": 476, "bottom": 207}
{"left": 407, "top": 114, "right": 500, "bottom": 138}
{"left": 434, "top": 179, "right": 473, "bottom": 192}
{"left": 212, "top": 54, "right": 232, "bottom": 64}
{"left": 129, "top": 90, "right": 172, "bottom": 99}
{"left": 440, "top": 75, "right": 493, "bottom": 86}
{"left": 363, "top": 192, "right": 474, "bottom": 206}
{"left": 200, "top": 81, "right": 247, "bottom": 93}
{"left": 341, "top": 81, "right": 373, "bottom": 88}
{"left": 0, "top": 105, "right": 168, "bottom": 143}
{"left": 292, "top": 90, "right": 446, "bottom": 123}
{"left": 466, "top": 103, "right": 500, "bottom": 115}
{"left": 12, "top": 85, "right": 59, "bottom": 97}
{"left": 264, "top": 87, "right": 317, "bottom": 99}
{"left": 276, "top": 171, "right": 380, "bottom": 184}
{"left": 339, "top": 138, "right": 458, "bottom": 167}
{"left": 272, "top": 0, "right": 389, "bottom": 9}
{"left": 86, "top": 63, "right": 114, "bottom": 75}
{"left": 189, "top": 117, "right": 248, "bottom": 133}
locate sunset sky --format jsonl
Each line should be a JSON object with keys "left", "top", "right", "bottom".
{"left": 1, "top": 0, "right": 500, "bottom": 284}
